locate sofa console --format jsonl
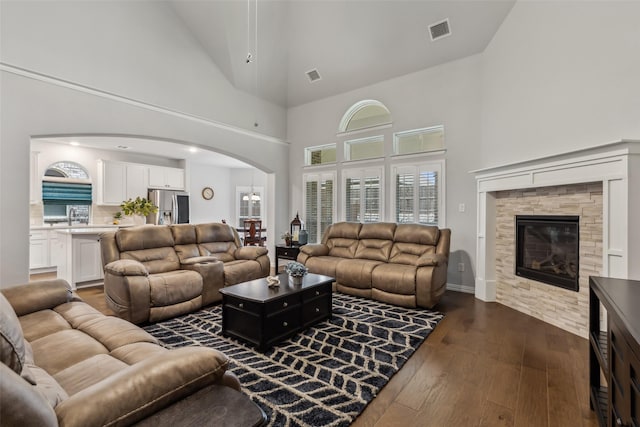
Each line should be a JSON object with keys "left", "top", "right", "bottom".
{"left": 297, "top": 222, "right": 450, "bottom": 309}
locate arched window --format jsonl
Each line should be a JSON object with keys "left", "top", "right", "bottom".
{"left": 338, "top": 100, "right": 392, "bottom": 133}
{"left": 44, "top": 161, "right": 90, "bottom": 179}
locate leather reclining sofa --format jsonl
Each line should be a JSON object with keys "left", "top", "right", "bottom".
{"left": 100, "top": 223, "right": 270, "bottom": 324}
{"left": 0, "top": 279, "right": 244, "bottom": 427}
{"left": 297, "top": 222, "right": 451, "bottom": 309}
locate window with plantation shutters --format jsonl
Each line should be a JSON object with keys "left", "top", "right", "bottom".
{"left": 343, "top": 167, "right": 383, "bottom": 223}
{"left": 392, "top": 161, "right": 444, "bottom": 226}
{"left": 303, "top": 173, "right": 335, "bottom": 243}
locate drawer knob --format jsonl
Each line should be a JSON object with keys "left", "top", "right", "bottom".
{"left": 283, "top": 302, "right": 288, "bottom": 308}
{"left": 315, "top": 308, "right": 320, "bottom": 313}
{"left": 239, "top": 303, "right": 244, "bottom": 309}
{"left": 315, "top": 291, "right": 320, "bottom": 296}
{"left": 283, "top": 321, "right": 288, "bottom": 327}
{"left": 616, "top": 418, "right": 626, "bottom": 427}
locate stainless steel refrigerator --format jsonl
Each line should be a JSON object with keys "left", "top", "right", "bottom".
{"left": 147, "top": 189, "right": 190, "bottom": 225}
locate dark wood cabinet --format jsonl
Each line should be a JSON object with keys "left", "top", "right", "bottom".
{"left": 589, "top": 276, "right": 640, "bottom": 427}
{"left": 274, "top": 245, "right": 301, "bottom": 272}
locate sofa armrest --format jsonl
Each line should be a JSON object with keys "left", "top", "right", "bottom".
{"left": 104, "top": 259, "right": 149, "bottom": 277}
{"left": 415, "top": 253, "right": 448, "bottom": 267}
{"left": 299, "top": 244, "right": 329, "bottom": 257}
{"left": 54, "top": 347, "right": 230, "bottom": 427}
{"left": 234, "top": 246, "right": 268, "bottom": 260}
{"left": 1, "top": 280, "right": 72, "bottom": 317}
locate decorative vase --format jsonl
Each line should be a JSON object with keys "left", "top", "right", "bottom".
{"left": 289, "top": 275, "right": 303, "bottom": 285}
{"left": 285, "top": 237, "right": 291, "bottom": 246}
{"left": 132, "top": 215, "right": 146, "bottom": 226}
{"left": 298, "top": 229, "right": 308, "bottom": 245}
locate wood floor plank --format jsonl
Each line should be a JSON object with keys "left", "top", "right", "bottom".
{"left": 514, "top": 366, "right": 548, "bottom": 427}
{"left": 480, "top": 401, "right": 515, "bottom": 427}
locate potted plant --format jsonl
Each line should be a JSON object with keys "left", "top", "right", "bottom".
{"left": 120, "top": 197, "right": 158, "bottom": 225}
{"left": 281, "top": 232, "right": 292, "bottom": 246}
{"left": 285, "top": 261, "right": 308, "bottom": 285}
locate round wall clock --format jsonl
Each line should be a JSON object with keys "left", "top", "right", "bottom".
{"left": 201, "top": 187, "right": 214, "bottom": 200}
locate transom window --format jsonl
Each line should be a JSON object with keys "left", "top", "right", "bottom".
{"left": 305, "top": 144, "right": 336, "bottom": 166}
{"left": 344, "top": 135, "right": 384, "bottom": 161}
{"left": 339, "top": 100, "right": 392, "bottom": 133}
{"left": 393, "top": 126, "right": 445, "bottom": 155}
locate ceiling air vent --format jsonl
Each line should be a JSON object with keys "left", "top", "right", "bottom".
{"left": 306, "top": 69, "right": 321, "bottom": 83}
{"left": 429, "top": 19, "right": 451, "bottom": 41}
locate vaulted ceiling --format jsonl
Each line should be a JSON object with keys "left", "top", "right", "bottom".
{"left": 169, "top": 0, "right": 516, "bottom": 108}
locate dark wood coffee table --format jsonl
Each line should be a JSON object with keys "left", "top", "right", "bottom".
{"left": 219, "top": 273, "right": 334, "bottom": 351}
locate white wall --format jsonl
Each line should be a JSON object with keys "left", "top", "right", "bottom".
{"left": 481, "top": 1, "right": 640, "bottom": 167}
{"left": 188, "top": 162, "right": 233, "bottom": 225}
{"left": 287, "top": 54, "right": 484, "bottom": 290}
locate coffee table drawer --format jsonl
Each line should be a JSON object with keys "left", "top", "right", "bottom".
{"left": 265, "top": 308, "right": 301, "bottom": 344}
{"left": 225, "top": 295, "right": 262, "bottom": 314}
{"left": 302, "top": 284, "right": 330, "bottom": 302}
{"left": 302, "top": 296, "right": 331, "bottom": 326}
{"left": 265, "top": 294, "right": 300, "bottom": 316}
{"left": 222, "top": 306, "right": 261, "bottom": 346}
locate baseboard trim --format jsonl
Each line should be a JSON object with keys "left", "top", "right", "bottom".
{"left": 446, "top": 283, "right": 475, "bottom": 294}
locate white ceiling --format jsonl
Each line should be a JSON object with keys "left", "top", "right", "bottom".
{"left": 170, "top": 0, "right": 516, "bottom": 107}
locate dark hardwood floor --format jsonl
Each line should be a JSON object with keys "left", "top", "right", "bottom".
{"left": 72, "top": 284, "right": 597, "bottom": 427}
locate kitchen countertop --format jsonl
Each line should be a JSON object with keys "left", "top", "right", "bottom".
{"left": 55, "top": 227, "right": 119, "bottom": 235}
{"left": 30, "top": 224, "right": 128, "bottom": 230}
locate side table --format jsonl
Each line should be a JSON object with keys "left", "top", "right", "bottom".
{"left": 274, "top": 244, "right": 301, "bottom": 272}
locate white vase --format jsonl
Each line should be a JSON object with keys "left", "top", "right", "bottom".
{"left": 131, "top": 215, "right": 146, "bottom": 226}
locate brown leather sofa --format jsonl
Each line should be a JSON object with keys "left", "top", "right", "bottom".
{"left": 297, "top": 222, "right": 451, "bottom": 308}
{"left": 0, "top": 279, "right": 241, "bottom": 427}
{"left": 100, "top": 223, "right": 269, "bottom": 324}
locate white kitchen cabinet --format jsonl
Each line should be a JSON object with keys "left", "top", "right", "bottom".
{"left": 29, "top": 231, "right": 48, "bottom": 269}
{"left": 148, "top": 166, "right": 184, "bottom": 190}
{"left": 97, "top": 160, "right": 126, "bottom": 205}
{"left": 125, "top": 164, "right": 147, "bottom": 200}
{"left": 72, "top": 236, "right": 103, "bottom": 283}
{"left": 97, "top": 160, "right": 151, "bottom": 205}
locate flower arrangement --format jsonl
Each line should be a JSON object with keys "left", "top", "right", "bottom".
{"left": 120, "top": 197, "right": 158, "bottom": 217}
{"left": 285, "top": 261, "right": 308, "bottom": 277}
{"left": 281, "top": 232, "right": 292, "bottom": 246}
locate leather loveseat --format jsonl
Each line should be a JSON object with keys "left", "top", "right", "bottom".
{"left": 100, "top": 223, "right": 269, "bottom": 324}
{"left": 0, "top": 279, "right": 242, "bottom": 427}
{"left": 297, "top": 222, "right": 451, "bottom": 308}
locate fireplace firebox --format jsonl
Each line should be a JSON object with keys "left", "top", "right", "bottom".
{"left": 515, "top": 215, "right": 579, "bottom": 291}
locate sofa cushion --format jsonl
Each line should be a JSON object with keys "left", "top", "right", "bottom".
{"left": 19, "top": 309, "right": 72, "bottom": 342}
{"left": 327, "top": 238, "right": 359, "bottom": 259}
{"left": 372, "top": 263, "right": 417, "bottom": 295}
{"left": 116, "top": 225, "right": 175, "bottom": 251}
{"left": 148, "top": 270, "right": 203, "bottom": 307}
{"left": 196, "top": 223, "right": 237, "bottom": 244}
{"left": 104, "top": 259, "right": 149, "bottom": 276}
{"left": 394, "top": 224, "right": 440, "bottom": 245}
{"left": 31, "top": 329, "right": 109, "bottom": 375}
{"left": 0, "top": 292, "right": 28, "bottom": 375}
{"left": 303, "top": 256, "right": 344, "bottom": 279}
{"left": 171, "top": 224, "right": 197, "bottom": 244}
{"left": 121, "top": 247, "right": 181, "bottom": 274}
{"left": 355, "top": 239, "right": 393, "bottom": 262}
{"left": 359, "top": 222, "right": 396, "bottom": 240}
{"left": 336, "top": 259, "right": 384, "bottom": 288}
{"left": 25, "top": 363, "right": 69, "bottom": 406}
{"left": 54, "top": 354, "right": 129, "bottom": 397}
{"left": 223, "top": 260, "right": 266, "bottom": 286}
{"left": 325, "top": 222, "right": 362, "bottom": 240}
{"left": 389, "top": 242, "right": 435, "bottom": 265}
{"left": 0, "top": 363, "right": 58, "bottom": 427}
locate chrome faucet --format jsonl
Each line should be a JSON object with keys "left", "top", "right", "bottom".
{"left": 68, "top": 207, "right": 76, "bottom": 225}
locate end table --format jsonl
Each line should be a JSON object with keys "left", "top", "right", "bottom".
{"left": 275, "top": 244, "right": 301, "bottom": 272}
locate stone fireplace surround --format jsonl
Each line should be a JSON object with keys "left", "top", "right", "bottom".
{"left": 474, "top": 140, "right": 640, "bottom": 338}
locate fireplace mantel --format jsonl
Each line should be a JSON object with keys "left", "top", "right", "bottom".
{"left": 473, "top": 140, "right": 640, "bottom": 302}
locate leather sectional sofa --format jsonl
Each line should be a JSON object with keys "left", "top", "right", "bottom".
{"left": 297, "top": 222, "right": 451, "bottom": 309}
{"left": 100, "top": 223, "right": 270, "bottom": 324}
{"left": 0, "top": 279, "right": 245, "bottom": 427}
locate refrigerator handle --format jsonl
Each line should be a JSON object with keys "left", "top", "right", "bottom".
{"left": 172, "top": 194, "right": 178, "bottom": 225}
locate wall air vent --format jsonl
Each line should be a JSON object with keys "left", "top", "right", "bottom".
{"left": 429, "top": 19, "right": 451, "bottom": 41}
{"left": 306, "top": 69, "right": 321, "bottom": 83}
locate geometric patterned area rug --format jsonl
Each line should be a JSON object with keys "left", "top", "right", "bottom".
{"left": 144, "top": 293, "right": 444, "bottom": 427}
